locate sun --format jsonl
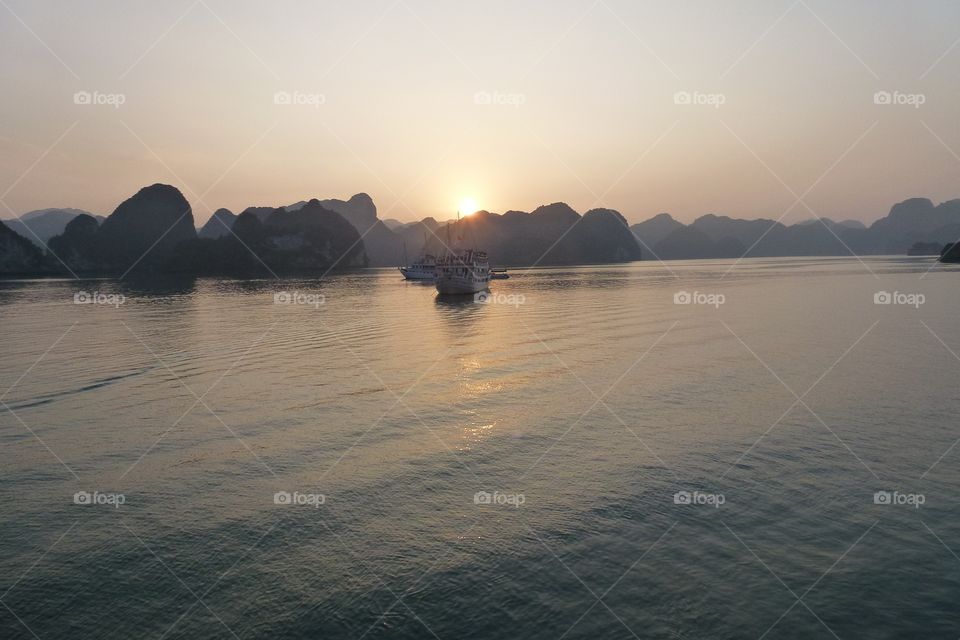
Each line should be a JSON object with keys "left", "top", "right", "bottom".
{"left": 458, "top": 198, "right": 479, "bottom": 216}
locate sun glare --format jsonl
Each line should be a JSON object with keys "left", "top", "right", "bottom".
{"left": 458, "top": 198, "right": 478, "bottom": 216}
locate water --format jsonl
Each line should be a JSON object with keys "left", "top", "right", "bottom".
{"left": 2, "top": 256, "right": 959, "bottom": 639}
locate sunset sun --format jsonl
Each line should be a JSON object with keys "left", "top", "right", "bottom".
{"left": 458, "top": 198, "right": 478, "bottom": 216}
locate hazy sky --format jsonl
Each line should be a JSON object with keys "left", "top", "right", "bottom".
{"left": 2, "top": 0, "right": 959, "bottom": 225}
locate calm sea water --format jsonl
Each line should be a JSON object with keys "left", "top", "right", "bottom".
{"left": 2, "top": 256, "right": 960, "bottom": 639}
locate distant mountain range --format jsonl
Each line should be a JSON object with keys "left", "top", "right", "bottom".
{"left": 630, "top": 198, "right": 960, "bottom": 260}
{"left": 420, "top": 204, "right": 641, "bottom": 266}
{"left": 3, "top": 187, "right": 960, "bottom": 276}
{"left": 0, "top": 185, "right": 640, "bottom": 275}
{"left": 37, "top": 185, "right": 366, "bottom": 275}
{"left": 5, "top": 208, "right": 105, "bottom": 245}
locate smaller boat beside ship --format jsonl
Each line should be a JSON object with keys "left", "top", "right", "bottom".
{"left": 398, "top": 254, "right": 437, "bottom": 280}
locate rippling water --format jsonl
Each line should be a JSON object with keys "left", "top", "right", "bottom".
{"left": 2, "top": 256, "right": 960, "bottom": 639}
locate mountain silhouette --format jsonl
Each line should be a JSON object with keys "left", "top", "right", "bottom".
{"left": 420, "top": 203, "right": 641, "bottom": 265}
{"left": 174, "top": 199, "right": 367, "bottom": 274}
{"left": 42, "top": 184, "right": 195, "bottom": 273}
{"left": 909, "top": 241, "right": 943, "bottom": 256}
{"left": 632, "top": 198, "right": 960, "bottom": 260}
{"left": 4, "top": 208, "right": 103, "bottom": 246}
{"left": 47, "top": 214, "right": 102, "bottom": 271}
{"left": 198, "top": 208, "right": 237, "bottom": 239}
{"left": 99, "top": 184, "right": 197, "bottom": 270}
{"left": 629, "top": 213, "right": 684, "bottom": 249}
{"left": 208, "top": 193, "right": 404, "bottom": 266}
{"left": 8, "top": 189, "right": 960, "bottom": 276}
{"left": 290, "top": 193, "right": 402, "bottom": 266}
{"left": 0, "top": 219, "right": 50, "bottom": 274}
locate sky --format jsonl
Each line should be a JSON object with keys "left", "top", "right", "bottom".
{"left": 1, "top": 0, "right": 959, "bottom": 226}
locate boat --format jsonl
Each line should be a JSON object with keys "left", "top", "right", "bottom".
{"left": 399, "top": 254, "right": 437, "bottom": 280}
{"left": 435, "top": 249, "right": 491, "bottom": 295}
{"left": 491, "top": 269, "right": 509, "bottom": 280}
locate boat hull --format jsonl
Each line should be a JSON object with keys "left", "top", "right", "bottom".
{"left": 399, "top": 267, "right": 435, "bottom": 281}
{"left": 435, "top": 275, "right": 490, "bottom": 295}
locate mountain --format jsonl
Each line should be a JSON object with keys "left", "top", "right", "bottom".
{"left": 691, "top": 214, "right": 784, "bottom": 251}
{"left": 13, "top": 190, "right": 960, "bottom": 274}
{"left": 795, "top": 217, "right": 865, "bottom": 230}
{"left": 0, "top": 219, "right": 50, "bottom": 274}
{"left": 633, "top": 197, "right": 960, "bottom": 260}
{"left": 580, "top": 208, "right": 646, "bottom": 262}
{"left": 321, "top": 193, "right": 377, "bottom": 228}
{"left": 867, "top": 198, "right": 960, "bottom": 254}
{"left": 629, "top": 213, "right": 684, "bottom": 249}
{"left": 238, "top": 206, "right": 276, "bottom": 222}
{"left": 45, "top": 184, "right": 196, "bottom": 273}
{"left": 940, "top": 242, "right": 960, "bottom": 263}
{"left": 98, "top": 184, "right": 196, "bottom": 271}
{"left": 420, "top": 203, "right": 641, "bottom": 266}
{"left": 191, "top": 193, "right": 403, "bottom": 266}
{"left": 692, "top": 214, "right": 865, "bottom": 257}
{"left": 653, "top": 225, "right": 745, "bottom": 260}
{"left": 60, "top": 189, "right": 369, "bottom": 274}
{"left": 198, "top": 208, "right": 237, "bottom": 239}
{"left": 174, "top": 200, "right": 367, "bottom": 273}
{"left": 47, "top": 214, "right": 102, "bottom": 271}
{"left": 908, "top": 241, "right": 943, "bottom": 256}
{"left": 837, "top": 219, "right": 866, "bottom": 230}
{"left": 289, "top": 193, "right": 402, "bottom": 266}
{"left": 5, "top": 208, "right": 103, "bottom": 246}
{"left": 393, "top": 217, "right": 444, "bottom": 260}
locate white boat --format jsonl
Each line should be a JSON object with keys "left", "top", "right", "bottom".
{"left": 399, "top": 254, "right": 437, "bottom": 280}
{"left": 435, "top": 249, "right": 491, "bottom": 295}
